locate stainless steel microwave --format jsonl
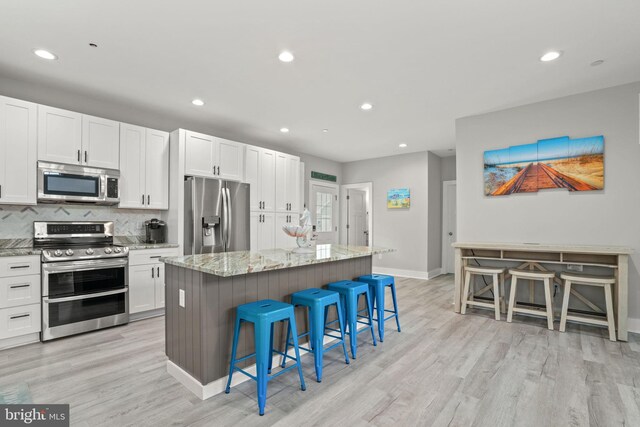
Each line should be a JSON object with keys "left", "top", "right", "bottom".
{"left": 37, "top": 162, "right": 120, "bottom": 205}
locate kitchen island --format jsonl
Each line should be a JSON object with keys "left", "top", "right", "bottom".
{"left": 161, "top": 244, "right": 393, "bottom": 399}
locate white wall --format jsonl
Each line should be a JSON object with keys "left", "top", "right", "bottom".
{"left": 441, "top": 156, "right": 456, "bottom": 181}
{"left": 456, "top": 81, "right": 640, "bottom": 319}
{"left": 298, "top": 153, "right": 342, "bottom": 209}
{"left": 342, "top": 152, "right": 429, "bottom": 275}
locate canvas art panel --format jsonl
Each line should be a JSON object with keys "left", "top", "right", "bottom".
{"left": 387, "top": 188, "right": 410, "bottom": 208}
{"left": 483, "top": 135, "right": 604, "bottom": 196}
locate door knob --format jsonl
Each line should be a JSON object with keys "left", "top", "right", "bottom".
{"left": 448, "top": 232, "right": 453, "bottom": 236}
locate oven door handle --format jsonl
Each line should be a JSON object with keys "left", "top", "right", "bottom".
{"left": 42, "top": 258, "right": 128, "bottom": 273}
{"left": 43, "top": 288, "right": 128, "bottom": 303}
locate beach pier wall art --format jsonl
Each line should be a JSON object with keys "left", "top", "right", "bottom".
{"left": 483, "top": 135, "right": 604, "bottom": 196}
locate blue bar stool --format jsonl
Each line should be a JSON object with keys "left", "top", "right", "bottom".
{"left": 357, "top": 274, "right": 401, "bottom": 342}
{"left": 326, "top": 280, "right": 377, "bottom": 358}
{"left": 282, "top": 288, "right": 350, "bottom": 382}
{"left": 225, "top": 299, "right": 306, "bottom": 416}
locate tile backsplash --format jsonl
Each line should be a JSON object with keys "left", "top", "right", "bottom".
{"left": 0, "top": 205, "right": 163, "bottom": 239}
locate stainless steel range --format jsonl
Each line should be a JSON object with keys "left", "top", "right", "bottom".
{"left": 34, "top": 221, "right": 129, "bottom": 341}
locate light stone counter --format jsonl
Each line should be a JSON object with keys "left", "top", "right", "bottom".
{"left": 161, "top": 244, "right": 394, "bottom": 277}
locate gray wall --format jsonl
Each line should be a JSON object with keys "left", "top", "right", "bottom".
{"left": 298, "top": 153, "right": 342, "bottom": 209}
{"left": 342, "top": 152, "right": 428, "bottom": 273}
{"left": 427, "top": 153, "right": 442, "bottom": 272}
{"left": 456, "top": 81, "right": 640, "bottom": 319}
{"left": 441, "top": 156, "right": 457, "bottom": 181}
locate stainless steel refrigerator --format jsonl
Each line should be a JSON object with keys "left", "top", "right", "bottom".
{"left": 184, "top": 177, "right": 250, "bottom": 254}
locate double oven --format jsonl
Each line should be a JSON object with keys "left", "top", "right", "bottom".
{"left": 35, "top": 221, "right": 129, "bottom": 341}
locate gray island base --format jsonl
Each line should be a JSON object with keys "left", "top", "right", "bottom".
{"left": 162, "top": 245, "right": 393, "bottom": 399}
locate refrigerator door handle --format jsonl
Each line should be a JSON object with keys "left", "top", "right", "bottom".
{"left": 221, "top": 186, "right": 228, "bottom": 250}
{"left": 225, "top": 187, "right": 232, "bottom": 251}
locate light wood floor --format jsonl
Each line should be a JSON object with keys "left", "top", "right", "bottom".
{"left": 1, "top": 275, "right": 639, "bottom": 426}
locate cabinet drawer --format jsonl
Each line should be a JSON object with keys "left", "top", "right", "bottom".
{"left": 0, "top": 256, "right": 40, "bottom": 277}
{"left": 0, "top": 275, "right": 40, "bottom": 309}
{"left": 0, "top": 304, "right": 41, "bottom": 340}
{"left": 129, "top": 249, "right": 179, "bottom": 266}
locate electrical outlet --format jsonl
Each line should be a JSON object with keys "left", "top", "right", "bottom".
{"left": 179, "top": 289, "right": 185, "bottom": 307}
{"left": 567, "top": 264, "right": 583, "bottom": 272}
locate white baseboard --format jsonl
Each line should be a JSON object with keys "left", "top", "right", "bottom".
{"left": 627, "top": 317, "right": 640, "bottom": 334}
{"left": 166, "top": 328, "right": 356, "bottom": 400}
{"left": 372, "top": 266, "right": 442, "bottom": 280}
{"left": 0, "top": 333, "right": 40, "bottom": 350}
{"left": 130, "top": 308, "right": 165, "bottom": 322}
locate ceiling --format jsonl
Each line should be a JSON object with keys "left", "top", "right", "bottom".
{"left": 0, "top": 1, "right": 639, "bottom": 163}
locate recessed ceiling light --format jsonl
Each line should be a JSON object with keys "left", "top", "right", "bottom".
{"left": 398, "top": 143, "right": 407, "bottom": 148}
{"left": 322, "top": 129, "right": 329, "bottom": 133}
{"left": 33, "top": 49, "right": 57, "bottom": 60}
{"left": 191, "top": 99, "right": 205, "bottom": 106}
{"left": 540, "top": 51, "right": 562, "bottom": 62}
{"left": 590, "top": 59, "right": 605, "bottom": 67}
{"left": 278, "top": 51, "right": 295, "bottom": 63}
{"left": 280, "top": 127, "right": 290, "bottom": 133}
{"left": 360, "top": 103, "right": 373, "bottom": 111}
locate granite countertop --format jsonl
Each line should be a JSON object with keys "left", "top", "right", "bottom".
{"left": 161, "top": 245, "right": 395, "bottom": 277}
{"left": 0, "top": 237, "right": 178, "bottom": 257}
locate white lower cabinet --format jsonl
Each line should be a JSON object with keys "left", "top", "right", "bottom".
{"left": 275, "top": 213, "right": 297, "bottom": 249}
{"left": 0, "top": 255, "right": 41, "bottom": 344}
{"left": 128, "top": 248, "right": 177, "bottom": 316}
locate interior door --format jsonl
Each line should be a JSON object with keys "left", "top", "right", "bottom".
{"left": 442, "top": 181, "right": 457, "bottom": 274}
{"left": 310, "top": 182, "right": 338, "bottom": 244}
{"left": 347, "top": 189, "right": 368, "bottom": 246}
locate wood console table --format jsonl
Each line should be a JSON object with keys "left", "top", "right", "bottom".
{"left": 453, "top": 242, "right": 632, "bottom": 341}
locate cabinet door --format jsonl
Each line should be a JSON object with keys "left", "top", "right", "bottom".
{"left": 118, "top": 123, "right": 146, "bottom": 208}
{"left": 82, "top": 115, "right": 120, "bottom": 169}
{"left": 245, "top": 146, "right": 261, "bottom": 211}
{"left": 218, "top": 138, "right": 244, "bottom": 182}
{"left": 184, "top": 131, "right": 214, "bottom": 178}
{"left": 154, "top": 264, "right": 165, "bottom": 309}
{"left": 145, "top": 128, "right": 169, "bottom": 209}
{"left": 287, "top": 156, "right": 301, "bottom": 213}
{"left": 260, "top": 149, "right": 276, "bottom": 212}
{"left": 38, "top": 105, "right": 82, "bottom": 165}
{"left": 129, "top": 265, "right": 156, "bottom": 314}
{"left": 0, "top": 96, "right": 37, "bottom": 205}
{"left": 275, "top": 213, "right": 292, "bottom": 249}
{"left": 275, "top": 152, "right": 288, "bottom": 213}
{"left": 259, "top": 212, "right": 275, "bottom": 250}
{"left": 249, "top": 211, "right": 260, "bottom": 251}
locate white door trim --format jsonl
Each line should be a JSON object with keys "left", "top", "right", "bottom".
{"left": 340, "top": 182, "right": 373, "bottom": 247}
{"left": 309, "top": 180, "right": 340, "bottom": 243}
{"left": 441, "top": 180, "right": 457, "bottom": 274}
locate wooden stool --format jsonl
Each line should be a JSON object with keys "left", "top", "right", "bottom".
{"left": 507, "top": 269, "right": 556, "bottom": 330}
{"left": 461, "top": 266, "right": 506, "bottom": 321}
{"left": 559, "top": 273, "right": 616, "bottom": 341}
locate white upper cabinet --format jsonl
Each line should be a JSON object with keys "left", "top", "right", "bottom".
{"left": 38, "top": 105, "right": 82, "bottom": 165}
{"left": 245, "top": 145, "right": 261, "bottom": 211}
{"left": 144, "top": 128, "right": 169, "bottom": 209}
{"left": 81, "top": 115, "right": 120, "bottom": 169}
{"left": 184, "top": 130, "right": 245, "bottom": 181}
{"left": 184, "top": 130, "right": 215, "bottom": 178}
{"left": 260, "top": 149, "right": 276, "bottom": 211}
{"left": 0, "top": 96, "right": 37, "bottom": 205}
{"left": 275, "top": 153, "right": 300, "bottom": 213}
{"left": 245, "top": 145, "right": 276, "bottom": 212}
{"left": 38, "top": 105, "right": 120, "bottom": 169}
{"left": 119, "top": 123, "right": 168, "bottom": 210}
{"left": 218, "top": 138, "right": 244, "bottom": 181}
